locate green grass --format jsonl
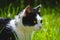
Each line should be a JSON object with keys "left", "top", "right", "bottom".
{"left": 0, "top": 4, "right": 20, "bottom": 18}
{"left": 0, "top": 4, "right": 60, "bottom": 40}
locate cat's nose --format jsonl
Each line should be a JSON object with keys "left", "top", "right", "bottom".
{"left": 35, "top": 23, "right": 42, "bottom": 30}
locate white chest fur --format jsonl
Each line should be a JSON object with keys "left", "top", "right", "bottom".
{"left": 15, "top": 18, "right": 36, "bottom": 40}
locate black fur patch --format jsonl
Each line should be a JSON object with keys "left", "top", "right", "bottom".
{"left": 0, "top": 18, "right": 17, "bottom": 40}
{"left": 22, "top": 13, "right": 37, "bottom": 26}
{"left": 0, "top": 18, "right": 11, "bottom": 27}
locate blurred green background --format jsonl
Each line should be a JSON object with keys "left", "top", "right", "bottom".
{"left": 0, "top": 0, "right": 60, "bottom": 40}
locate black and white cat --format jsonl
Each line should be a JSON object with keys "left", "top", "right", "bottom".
{"left": 0, "top": 5, "right": 42, "bottom": 40}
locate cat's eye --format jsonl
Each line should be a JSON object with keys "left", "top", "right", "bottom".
{"left": 34, "top": 21, "right": 36, "bottom": 24}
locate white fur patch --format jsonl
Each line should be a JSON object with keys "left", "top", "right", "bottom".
{"left": 36, "top": 14, "right": 42, "bottom": 29}
{"left": 36, "top": 14, "right": 42, "bottom": 20}
{"left": 7, "top": 19, "right": 16, "bottom": 30}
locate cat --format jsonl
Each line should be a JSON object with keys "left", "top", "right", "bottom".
{"left": 0, "top": 5, "right": 42, "bottom": 40}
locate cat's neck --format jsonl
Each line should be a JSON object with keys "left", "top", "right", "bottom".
{"left": 15, "top": 25, "right": 35, "bottom": 40}
{"left": 14, "top": 19, "right": 35, "bottom": 40}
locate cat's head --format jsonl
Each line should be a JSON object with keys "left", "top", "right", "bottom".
{"left": 16, "top": 5, "right": 42, "bottom": 30}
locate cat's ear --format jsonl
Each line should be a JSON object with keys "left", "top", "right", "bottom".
{"left": 25, "top": 5, "right": 31, "bottom": 13}
{"left": 34, "top": 4, "right": 42, "bottom": 12}
{"left": 24, "top": 5, "right": 32, "bottom": 16}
